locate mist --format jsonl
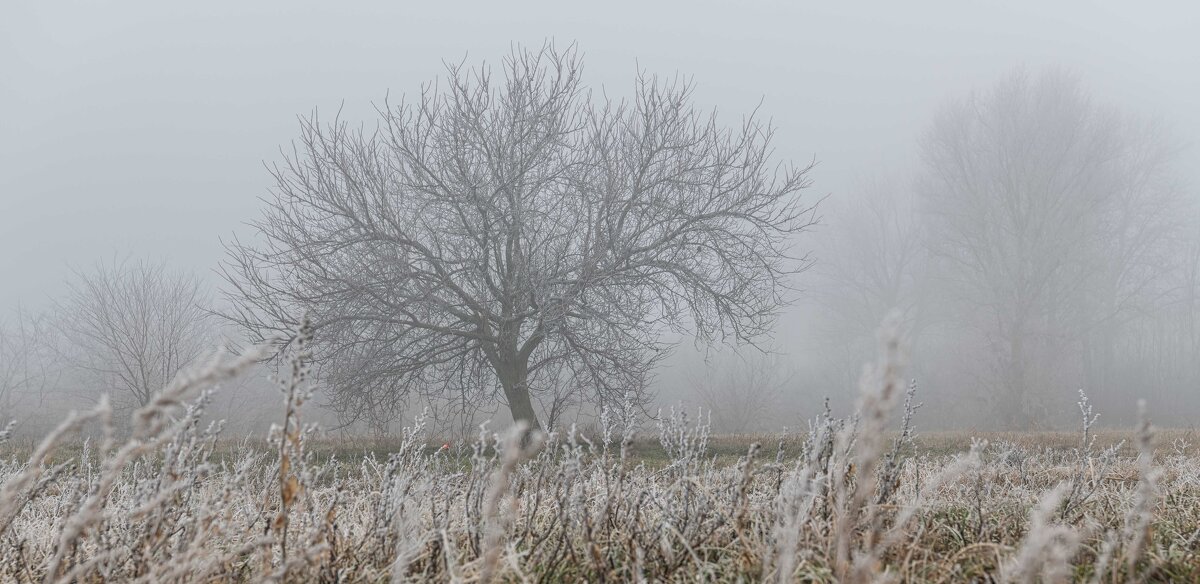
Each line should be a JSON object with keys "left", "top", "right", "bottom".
{"left": 3, "top": 1, "right": 1200, "bottom": 437}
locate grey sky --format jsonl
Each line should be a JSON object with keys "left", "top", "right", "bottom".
{"left": 2, "top": 0, "right": 1198, "bottom": 310}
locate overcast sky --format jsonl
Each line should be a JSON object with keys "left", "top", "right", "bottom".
{"left": 2, "top": 1, "right": 1198, "bottom": 311}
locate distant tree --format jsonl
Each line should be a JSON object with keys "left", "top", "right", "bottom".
{"left": 1103, "top": 222, "right": 1200, "bottom": 422}
{"left": 56, "top": 259, "right": 212, "bottom": 411}
{"left": 810, "top": 176, "right": 929, "bottom": 387}
{"left": 220, "top": 44, "right": 817, "bottom": 431}
{"left": 691, "top": 351, "right": 792, "bottom": 434}
{"left": 917, "top": 69, "right": 1186, "bottom": 426}
{"left": 0, "top": 307, "right": 58, "bottom": 421}
{"left": 1076, "top": 117, "right": 1188, "bottom": 414}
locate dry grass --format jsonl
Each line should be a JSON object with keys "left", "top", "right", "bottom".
{"left": 0, "top": 328, "right": 1197, "bottom": 582}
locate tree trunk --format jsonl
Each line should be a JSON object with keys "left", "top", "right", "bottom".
{"left": 498, "top": 361, "right": 542, "bottom": 432}
{"left": 1002, "top": 333, "right": 1030, "bottom": 429}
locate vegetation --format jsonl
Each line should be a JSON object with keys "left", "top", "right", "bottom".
{"left": 1, "top": 323, "right": 1194, "bottom": 583}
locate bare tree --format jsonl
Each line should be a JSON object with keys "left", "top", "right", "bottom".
{"left": 220, "top": 43, "right": 817, "bottom": 431}
{"left": 917, "top": 69, "right": 1186, "bottom": 426}
{"left": 808, "top": 175, "right": 930, "bottom": 396}
{"left": 1077, "top": 116, "right": 1188, "bottom": 414}
{"left": 56, "top": 259, "right": 213, "bottom": 411}
{"left": 0, "top": 307, "right": 59, "bottom": 423}
{"left": 1101, "top": 220, "right": 1200, "bottom": 421}
{"left": 691, "top": 351, "right": 793, "bottom": 434}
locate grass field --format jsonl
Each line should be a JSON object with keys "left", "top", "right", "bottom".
{"left": 3, "top": 428, "right": 1196, "bottom": 469}
{"left": 0, "top": 347, "right": 1197, "bottom": 582}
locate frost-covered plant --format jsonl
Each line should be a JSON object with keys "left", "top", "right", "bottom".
{"left": 0, "top": 321, "right": 1187, "bottom": 582}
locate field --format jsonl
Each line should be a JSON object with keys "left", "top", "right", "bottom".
{"left": 1, "top": 348, "right": 1198, "bottom": 583}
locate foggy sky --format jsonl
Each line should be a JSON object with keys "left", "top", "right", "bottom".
{"left": 3, "top": 0, "right": 1199, "bottom": 325}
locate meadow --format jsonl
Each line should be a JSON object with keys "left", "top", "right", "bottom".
{"left": 0, "top": 341, "right": 1196, "bottom": 583}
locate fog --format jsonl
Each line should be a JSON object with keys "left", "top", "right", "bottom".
{"left": 2, "top": 1, "right": 1199, "bottom": 436}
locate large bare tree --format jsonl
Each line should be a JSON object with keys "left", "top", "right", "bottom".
{"left": 57, "top": 259, "right": 213, "bottom": 411}
{"left": 220, "top": 44, "right": 817, "bottom": 430}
